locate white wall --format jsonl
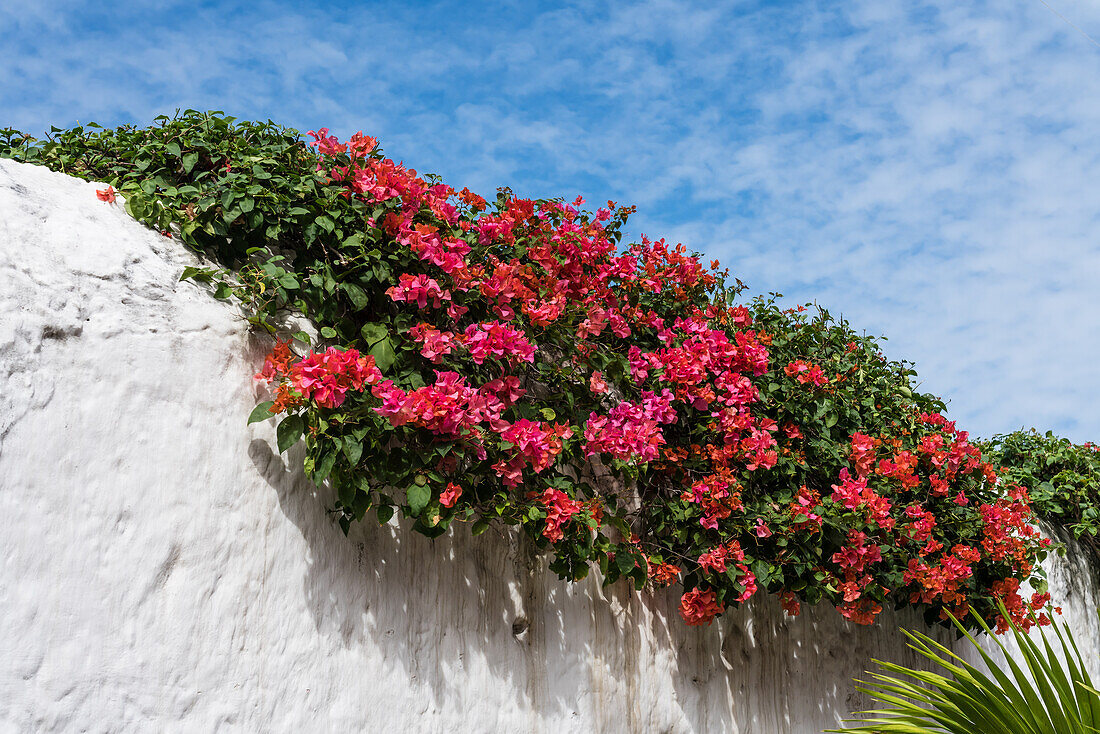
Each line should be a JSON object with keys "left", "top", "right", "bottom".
{"left": 1, "top": 158, "right": 1096, "bottom": 733}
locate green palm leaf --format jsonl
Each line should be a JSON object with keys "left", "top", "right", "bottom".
{"left": 831, "top": 606, "right": 1100, "bottom": 734}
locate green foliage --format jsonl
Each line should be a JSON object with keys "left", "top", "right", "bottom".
{"left": 247, "top": 401, "right": 275, "bottom": 424}
{"left": 984, "top": 430, "right": 1100, "bottom": 554}
{"left": 0, "top": 111, "right": 1054, "bottom": 631}
{"left": 835, "top": 606, "right": 1100, "bottom": 733}
{"left": 1, "top": 111, "right": 380, "bottom": 342}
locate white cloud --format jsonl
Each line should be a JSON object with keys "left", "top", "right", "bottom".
{"left": 2, "top": 0, "right": 1098, "bottom": 440}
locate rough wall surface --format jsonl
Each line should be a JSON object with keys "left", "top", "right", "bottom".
{"left": 1, "top": 158, "right": 1097, "bottom": 734}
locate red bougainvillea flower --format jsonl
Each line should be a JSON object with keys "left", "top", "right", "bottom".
{"left": 784, "top": 360, "right": 809, "bottom": 377}
{"left": 778, "top": 591, "right": 801, "bottom": 617}
{"left": 96, "top": 186, "right": 116, "bottom": 203}
{"left": 838, "top": 598, "right": 882, "bottom": 625}
{"left": 800, "top": 365, "right": 827, "bottom": 386}
{"left": 255, "top": 338, "right": 295, "bottom": 382}
{"left": 679, "top": 588, "right": 724, "bottom": 626}
{"left": 648, "top": 559, "right": 681, "bottom": 586}
{"left": 850, "top": 432, "right": 877, "bottom": 477}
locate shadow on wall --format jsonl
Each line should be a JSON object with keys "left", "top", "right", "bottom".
{"left": 243, "top": 413, "right": 1045, "bottom": 734}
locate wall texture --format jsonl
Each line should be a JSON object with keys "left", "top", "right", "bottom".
{"left": 1, "top": 158, "right": 1097, "bottom": 733}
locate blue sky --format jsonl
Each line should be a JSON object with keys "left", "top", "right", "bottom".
{"left": 3, "top": 0, "right": 1099, "bottom": 441}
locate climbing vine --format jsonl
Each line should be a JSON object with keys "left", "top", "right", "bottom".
{"left": 1, "top": 112, "right": 1058, "bottom": 633}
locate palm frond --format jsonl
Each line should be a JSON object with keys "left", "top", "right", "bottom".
{"left": 829, "top": 606, "right": 1100, "bottom": 734}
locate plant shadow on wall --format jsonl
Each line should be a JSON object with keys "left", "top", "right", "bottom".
{"left": 244, "top": 361, "right": 1003, "bottom": 733}
{"left": 0, "top": 112, "right": 1086, "bottom": 729}
{"left": 251, "top": 429, "right": 1008, "bottom": 731}
{"left": 245, "top": 410, "right": 706, "bottom": 727}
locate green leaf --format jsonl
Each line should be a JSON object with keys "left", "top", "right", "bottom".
{"left": 179, "top": 266, "right": 206, "bottom": 282}
{"left": 833, "top": 606, "right": 1100, "bottom": 734}
{"left": 313, "top": 450, "right": 337, "bottom": 484}
{"left": 343, "top": 439, "right": 363, "bottom": 465}
{"left": 247, "top": 401, "right": 275, "bottom": 424}
{"left": 276, "top": 414, "right": 304, "bottom": 453}
{"left": 471, "top": 518, "right": 491, "bottom": 536}
{"left": 407, "top": 484, "right": 430, "bottom": 516}
{"left": 182, "top": 151, "right": 199, "bottom": 173}
{"left": 360, "top": 321, "right": 388, "bottom": 344}
{"left": 342, "top": 282, "right": 369, "bottom": 310}
{"left": 615, "top": 550, "right": 637, "bottom": 575}
{"left": 320, "top": 326, "right": 337, "bottom": 339}
{"left": 338, "top": 479, "right": 356, "bottom": 506}
{"left": 370, "top": 336, "right": 396, "bottom": 373}
{"left": 376, "top": 504, "right": 394, "bottom": 524}
{"left": 751, "top": 560, "right": 772, "bottom": 587}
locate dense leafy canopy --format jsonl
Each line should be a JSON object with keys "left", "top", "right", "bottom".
{"left": 984, "top": 430, "right": 1100, "bottom": 555}
{"left": 1, "top": 111, "right": 1059, "bottom": 632}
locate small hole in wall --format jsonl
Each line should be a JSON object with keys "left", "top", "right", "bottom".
{"left": 512, "top": 616, "right": 530, "bottom": 636}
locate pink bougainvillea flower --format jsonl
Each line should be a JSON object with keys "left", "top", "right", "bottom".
{"left": 499, "top": 419, "right": 572, "bottom": 477}
{"left": 250, "top": 127, "right": 1055, "bottom": 634}
{"left": 539, "top": 487, "right": 583, "bottom": 542}
{"left": 306, "top": 128, "right": 347, "bottom": 157}
{"left": 96, "top": 186, "right": 116, "bottom": 203}
{"left": 458, "top": 321, "right": 536, "bottom": 364}
{"left": 439, "top": 483, "right": 462, "bottom": 508}
{"left": 386, "top": 273, "right": 447, "bottom": 309}
{"left": 409, "top": 323, "right": 455, "bottom": 362}
{"left": 289, "top": 347, "right": 382, "bottom": 409}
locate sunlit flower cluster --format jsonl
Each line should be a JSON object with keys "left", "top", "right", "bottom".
{"left": 249, "top": 129, "right": 1055, "bottom": 634}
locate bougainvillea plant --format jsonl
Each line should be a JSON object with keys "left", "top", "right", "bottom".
{"left": 983, "top": 430, "right": 1100, "bottom": 556}
{"left": 0, "top": 112, "right": 1057, "bottom": 633}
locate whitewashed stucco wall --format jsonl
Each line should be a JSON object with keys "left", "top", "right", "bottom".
{"left": 1, "top": 158, "right": 1097, "bottom": 733}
